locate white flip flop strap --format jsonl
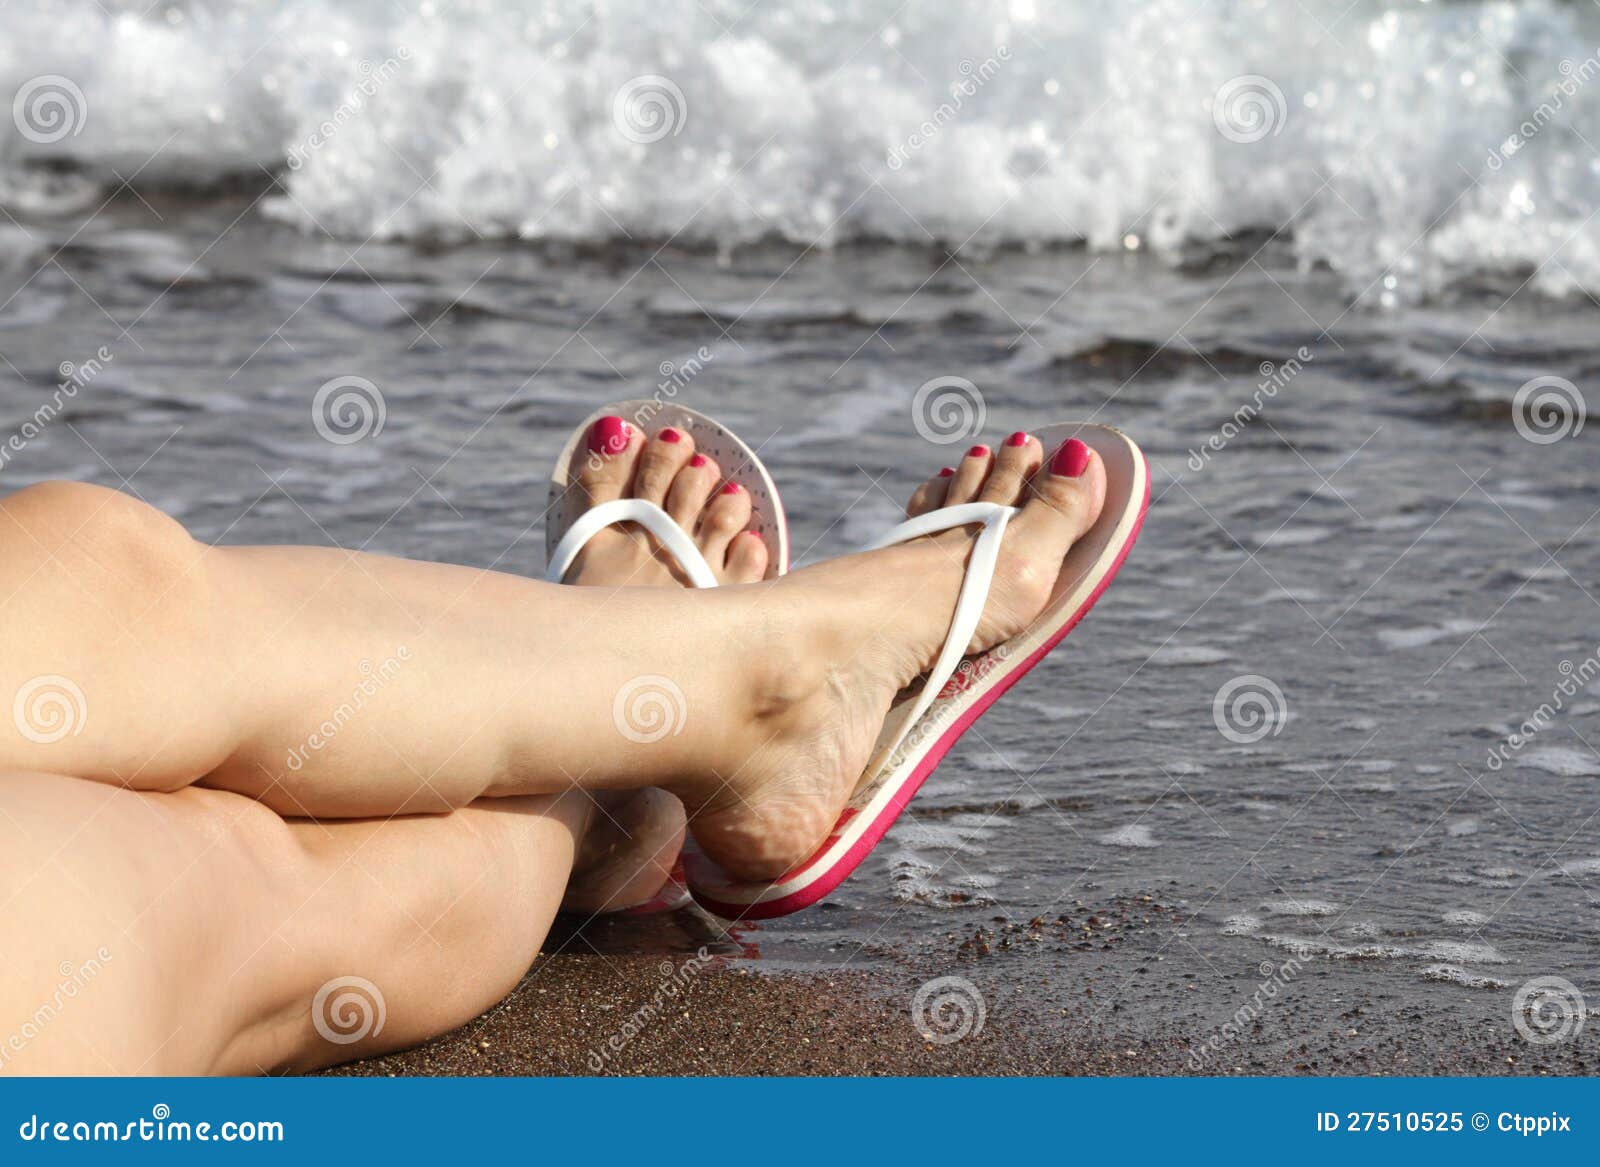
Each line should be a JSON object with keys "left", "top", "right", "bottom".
{"left": 546, "top": 498, "right": 719, "bottom": 588}
{"left": 864, "top": 501, "right": 1017, "bottom": 763}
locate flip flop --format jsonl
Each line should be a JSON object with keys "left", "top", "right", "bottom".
{"left": 546, "top": 399, "right": 789, "bottom": 586}
{"left": 546, "top": 400, "right": 791, "bottom": 913}
{"left": 682, "top": 422, "right": 1148, "bottom": 920}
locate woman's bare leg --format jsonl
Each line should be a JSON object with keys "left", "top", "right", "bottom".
{"left": 0, "top": 768, "right": 588, "bottom": 1074}
{"left": 0, "top": 422, "right": 1106, "bottom": 880}
{"left": 0, "top": 479, "right": 768, "bottom": 812}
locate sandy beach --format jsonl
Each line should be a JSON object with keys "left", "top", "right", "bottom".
{"left": 329, "top": 904, "right": 1597, "bottom": 1078}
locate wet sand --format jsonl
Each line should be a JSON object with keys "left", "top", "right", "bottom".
{"left": 325, "top": 905, "right": 1596, "bottom": 1078}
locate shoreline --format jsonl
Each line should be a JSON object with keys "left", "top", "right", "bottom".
{"left": 325, "top": 912, "right": 1595, "bottom": 1077}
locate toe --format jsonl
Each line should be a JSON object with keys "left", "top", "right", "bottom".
{"left": 979, "top": 431, "right": 1044, "bottom": 505}
{"left": 1024, "top": 436, "right": 1107, "bottom": 541}
{"left": 906, "top": 468, "right": 954, "bottom": 517}
{"left": 944, "top": 444, "right": 992, "bottom": 504}
{"left": 633, "top": 425, "right": 695, "bottom": 506}
{"left": 666, "top": 452, "right": 719, "bottom": 529}
{"left": 576, "top": 415, "right": 643, "bottom": 503}
{"left": 697, "top": 481, "right": 753, "bottom": 563}
{"left": 724, "top": 529, "right": 770, "bottom": 583}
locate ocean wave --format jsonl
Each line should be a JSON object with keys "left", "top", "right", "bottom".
{"left": 3, "top": 0, "right": 1600, "bottom": 301}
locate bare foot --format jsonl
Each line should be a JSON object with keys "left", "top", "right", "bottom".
{"left": 679, "top": 432, "right": 1107, "bottom": 882}
{"left": 563, "top": 417, "right": 769, "bottom": 587}
{"left": 558, "top": 415, "right": 771, "bottom": 909}
{"left": 562, "top": 789, "right": 687, "bottom": 913}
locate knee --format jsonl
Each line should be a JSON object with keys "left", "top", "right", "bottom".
{"left": 0, "top": 481, "right": 202, "bottom": 591}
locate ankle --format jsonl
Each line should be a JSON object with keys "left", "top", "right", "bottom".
{"left": 665, "top": 585, "right": 844, "bottom": 802}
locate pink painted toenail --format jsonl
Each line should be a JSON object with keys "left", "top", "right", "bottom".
{"left": 690, "top": 453, "right": 708, "bottom": 468}
{"left": 720, "top": 481, "right": 742, "bottom": 495}
{"left": 659, "top": 427, "right": 682, "bottom": 443}
{"left": 967, "top": 445, "right": 989, "bottom": 459}
{"left": 1006, "top": 430, "right": 1030, "bottom": 447}
{"left": 1051, "top": 437, "right": 1091, "bottom": 478}
{"left": 938, "top": 467, "right": 955, "bottom": 478}
{"left": 587, "top": 416, "right": 631, "bottom": 456}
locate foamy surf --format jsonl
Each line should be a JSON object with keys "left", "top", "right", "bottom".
{"left": 3, "top": 0, "right": 1600, "bottom": 302}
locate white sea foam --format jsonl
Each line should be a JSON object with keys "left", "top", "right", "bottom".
{"left": 1098, "top": 823, "right": 1157, "bottom": 848}
{"left": 1517, "top": 746, "right": 1600, "bottom": 777}
{"left": 1419, "top": 964, "right": 1507, "bottom": 989}
{"left": 1261, "top": 897, "right": 1341, "bottom": 917}
{"left": 3, "top": 0, "right": 1600, "bottom": 301}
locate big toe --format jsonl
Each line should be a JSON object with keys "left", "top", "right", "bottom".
{"left": 575, "top": 415, "right": 644, "bottom": 504}
{"left": 1023, "top": 436, "right": 1106, "bottom": 542}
